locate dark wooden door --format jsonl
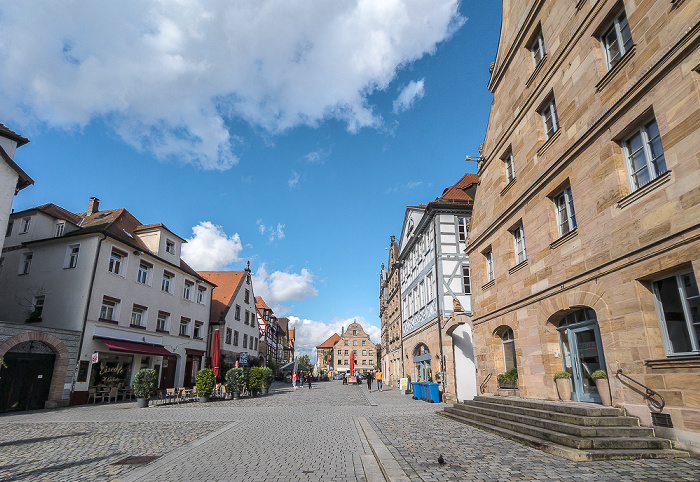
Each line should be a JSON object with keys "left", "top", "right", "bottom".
{"left": 0, "top": 352, "right": 56, "bottom": 412}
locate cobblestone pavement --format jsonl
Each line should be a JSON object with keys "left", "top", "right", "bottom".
{"left": 0, "top": 381, "right": 697, "bottom": 481}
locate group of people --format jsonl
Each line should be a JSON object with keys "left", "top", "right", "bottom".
{"left": 364, "top": 370, "right": 383, "bottom": 392}
{"left": 291, "top": 371, "right": 312, "bottom": 390}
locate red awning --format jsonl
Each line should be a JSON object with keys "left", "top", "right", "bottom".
{"left": 95, "top": 337, "right": 173, "bottom": 356}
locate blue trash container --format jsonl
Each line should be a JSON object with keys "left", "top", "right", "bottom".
{"left": 419, "top": 382, "right": 427, "bottom": 401}
{"left": 411, "top": 382, "right": 419, "bottom": 400}
{"left": 426, "top": 382, "right": 440, "bottom": 403}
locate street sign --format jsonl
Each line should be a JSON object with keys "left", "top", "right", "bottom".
{"left": 91, "top": 352, "right": 99, "bottom": 364}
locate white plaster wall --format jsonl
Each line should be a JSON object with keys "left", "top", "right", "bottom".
{"left": 452, "top": 323, "right": 477, "bottom": 401}
{"left": 219, "top": 275, "right": 259, "bottom": 361}
{"left": 0, "top": 160, "right": 17, "bottom": 252}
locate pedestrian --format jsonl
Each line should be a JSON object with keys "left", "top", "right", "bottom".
{"left": 366, "top": 371, "right": 373, "bottom": 392}
{"left": 292, "top": 371, "right": 297, "bottom": 390}
{"left": 376, "top": 370, "right": 383, "bottom": 391}
{"left": 307, "top": 373, "right": 312, "bottom": 389}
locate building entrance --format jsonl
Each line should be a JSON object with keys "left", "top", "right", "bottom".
{"left": 412, "top": 344, "right": 431, "bottom": 382}
{"left": 557, "top": 308, "right": 606, "bottom": 404}
{"left": 0, "top": 341, "right": 56, "bottom": 412}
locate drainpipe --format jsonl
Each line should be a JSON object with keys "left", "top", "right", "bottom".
{"left": 71, "top": 233, "right": 106, "bottom": 394}
{"left": 431, "top": 216, "right": 445, "bottom": 395}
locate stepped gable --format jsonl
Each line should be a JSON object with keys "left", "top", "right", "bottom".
{"left": 199, "top": 271, "right": 246, "bottom": 322}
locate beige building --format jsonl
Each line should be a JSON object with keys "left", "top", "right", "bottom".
{"left": 333, "top": 322, "right": 376, "bottom": 375}
{"left": 466, "top": 0, "right": 700, "bottom": 452}
{"left": 316, "top": 333, "right": 340, "bottom": 374}
{"left": 379, "top": 235, "right": 402, "bottom": 387}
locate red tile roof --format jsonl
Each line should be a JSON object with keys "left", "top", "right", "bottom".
{"left": 438, "top": 173, "right": 479, "bottom": 201}
{"left": 198, "top": 271, "right": 246, "bottom": 322}
{"left": 255, "top": 296, "right": 271, "bottom": 311}
{"left": 316, "top": 333, "right": 340, "bottom": 349}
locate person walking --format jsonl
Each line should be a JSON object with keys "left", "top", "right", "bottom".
{"left": 292, "top": 372, "right": 298, "bottom": 390}
{"left": 376, "top": 370, "right": 383, "bottom": 391}
{"left": 307, "top": 373, "right": 312, "bottom": 389}
{"left": 366, "top": 371, "right": 373, "bottom": 392}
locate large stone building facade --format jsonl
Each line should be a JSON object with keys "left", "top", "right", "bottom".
{"left": 333, "top": 322, "right": 376, "bottom": 375}
{"left": 379, "top": 235, "right": 402, "bottom": 387}
{"left": 467, "top": 0, "right": 700, "bottom": 452}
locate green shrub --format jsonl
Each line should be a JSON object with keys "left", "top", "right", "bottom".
{"left": 247, "top": 366, "right": 263, "bottom": 392}
{"left": 497, "top": 368, "right": 518, "bottom": 386}
{"left": 225, "top": 367, "right": 246, "bottom": 392}
{"left": 591, "top": 370, "right": 608, "bottom": 379}
{"left": 261, "top": 367, "right": 274, "bottom": 387}
{"left": 133, "top": 368, "right": 157, "bottom": 399}
{"left": 195, "top": 368, "right": 216, "bottom": 397}
{"left": 554, "top": 371, "right": 572, "bottom": 379}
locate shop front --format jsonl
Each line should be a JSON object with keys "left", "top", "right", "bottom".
{"left": 413, "top": 344, "right": 432, "bottom": 382}
{"left": 183, "top": 348, "right": 204, "bottom": 387}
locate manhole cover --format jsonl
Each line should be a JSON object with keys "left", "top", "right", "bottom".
{"left": 112, "top": 455, "right": 161, "bottom": 465}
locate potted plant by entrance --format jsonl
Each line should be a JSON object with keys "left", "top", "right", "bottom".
{"left": 554, "top": 371, "right": 572, "bottom": 401}
{"left": 247, "top": 366, "right": 263, "bottom": 397}
{"left": 261, "top": 367, "right": 274, "bottom": 395}
{"left": 592, "top": 370, "right": 612, "bottom": 406}
{"left": 195, "top": 368, "right": 215, "bottom": 402}
{"left": 226, "top": 367, "right": 245, "bottom": 400}
{"left": 497, "top": 368, "right": 519, "bottom": 389}
{"left": 133, "top": 368, "right": 157, "bottom": 408}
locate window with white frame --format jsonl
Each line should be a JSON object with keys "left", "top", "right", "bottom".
{"left": 463, "top": 266, "right": 471, "bottom": 294}
{"left": 226, "top": 328, "right": 232, "bottom": 344}
{"left": 157, "top": 311, "right": 169, "bottom": 332}
{"left": 653, "top": 271, "right": 699, "bottom": 355}
{"left": 32, "top": 295, "right": 45, "bottom": 317}
{"left": 553, "top": 186, "right": 577, "bottom": 237}
{"left": 64, "top": 244, "right": 80, "bottom": 269}
{"left": 484, "top": 249, "right": 494, "bottom": 282}
{"left": 529, "top": 30, "right": 546, "bottom": 68}
{"left": 457, "top": 217, "right": 468, "bottom": 249}
{"left": 5, "top": 221, "right": 12, "bottom": 237}
{"left": 338, "top": 349, "right": 342, "bottom": 355}
{"left": 503, "top": 151, "right": 515, "bottom": 183}
{"left": 100, "top": 297, "right": 119, "bottom": 321}
{"left": 233, "top": 330, "right": 239, "bottom": 346}
{"left": 194, "top": 322, "right": 203, "bottom": 339}
{"left": 622, "top": 118, "right": 667, "bottom": 192}
{"left": 426, "top": 272, "right": 434, "bottom": 300}
{"left": 362, "top": 350, "right": 367, "bottom": 356}
{"left": 197, "top": 286, "right": 206, "bottom": 304}
{"left": 362, "top": 340, "right": 367, "bottom": 346}
{"left": 161, "top": 271, "right": 173, "bottom": 293}
{"left": 502, "top": 328, "right": 517, "bottom": 371}
{"left": 108, "top": 249, "right": 126, "bottom": 276}
{"left": 19, "top": 252, "right": 32, "bottom": 275}
{"left": 512, "top": 225, "right": 527, "bottom": 264}
{"left": 344, "top": 349, "right": 349, "bottom": 355}
{"left": 418, "top": 280, "right": 425, "bottom": 308}
{"left": 369, "top": 350, "right": 373, "bottom": 356}
{"left": 183, "top": 281, "right": 193, "bottom": 300}
{"left": 55, "top": 221, "right": 65, "bottom": 237}
{"left": 179, "top": 318, "right": 190, "bottom": 336}
{"left": 353, "top": 340, "right": 357, "bottom": 346}
{"left": 243, "top": 334, "right": 248, "bottom": 349}
{"left": 131, "top": 306, "right": 146, "bottom": 327}
{"left": 601, "top": 9, "right": 633, "bottom": 71}
{"left": 137, "top": 261, "right": 151, "bottom": 285}
{"left": 540, "top": 97, "right": 559, "bottom": 140}
{"left": 165, "top": 239, "right": 175, "bottom": 254}
{"left": 20, "top": 217, "right": 30, "bottom": 234}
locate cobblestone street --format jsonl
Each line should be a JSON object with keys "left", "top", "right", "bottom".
{"left": 0, "top": 381, "right": 698, "bottom": 481}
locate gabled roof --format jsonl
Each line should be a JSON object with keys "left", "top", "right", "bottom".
{"left": 437, "top": 173, "right": 479, "bottom": 202}
{"left": 255, "top": 296, "right": 271, "bottom": 311}
{"left": 134, "top": 223, "right": 187, "bottom": 242}
{"left": 0, "top": 123, "right": 29, "bottom": 147}
{"left": 316, "top": 333, "right": 340, "bottom": 349}
{"left": 198, "top": 271, "right": 246, "bottom": 322}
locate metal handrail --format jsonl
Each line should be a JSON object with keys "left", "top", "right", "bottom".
{"left": 480, "top": 373, "right": 492, "bottom": 394}
{"left": 616, "top": 368, "right": 665, "bottom": 411}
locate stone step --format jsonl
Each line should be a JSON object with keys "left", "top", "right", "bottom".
{"left": 442, "top": 407, "right": 671, "bottom": 450}
{"left": 452, "top": 404, "right": 654, "bottom": 437}
{"left": 438, "top": 410, "right": 689, "bottom": 461}
{"left": 472, "top": 395, "right": 625, "bottom": 417}
{"left": 463, "top": 399, "right": 640, "bottom": 427}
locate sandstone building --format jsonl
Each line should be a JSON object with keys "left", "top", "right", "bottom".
{"left": 379, "top": 235, "right": 402, "bottom": 387}
{"left": 333, "top": 321, "right": 376, "bottom": 375}
{"left": 466, "top": 0, "right": 700, "bottom": 452}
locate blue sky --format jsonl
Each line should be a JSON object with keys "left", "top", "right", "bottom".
{"left": 1, "top": 1, "right": 501, "bottom": 361}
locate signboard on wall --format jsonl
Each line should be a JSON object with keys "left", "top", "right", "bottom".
{"left": 77, "top": 360, "right": 90, "bottom": 382}
{"left": 91, "top": 352, "right": 99, "bottom": 364}
{"left": 399, "top": 378, "right": 408, "bottom": 390}
{"left": 240, "top": 353, "right": 248, "bottom": 365}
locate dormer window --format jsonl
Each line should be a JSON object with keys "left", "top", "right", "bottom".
{"left": 165, "top": 239, "right": 175, "bottom": 254}
{"left": 55, "top": 221, "right": 65, "bottom": 237}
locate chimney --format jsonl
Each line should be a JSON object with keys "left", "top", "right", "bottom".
{"left": 87, "top": 197, "right": 100, "bottom": 216}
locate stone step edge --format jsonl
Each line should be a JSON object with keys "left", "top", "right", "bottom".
{"left": 448, "top": 403, "right": 652, "bottom": 436}
{"left": 442, "top": 407, "right": 671, "bottom": 450}
{"left": 473, "top": 395, "right": 624, "bottom": 417}
{"left": 438, "top": 411, "right": 689, "bottom": 461}
{"left": 461, "top": 399, "right": 641, "bottom": 427}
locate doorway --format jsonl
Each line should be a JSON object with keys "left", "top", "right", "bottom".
{"left": 0, "top": 341, "right": 56, "bottom": 412}
{"left": 557, "top": 308, "right": 606, "bottom": 404}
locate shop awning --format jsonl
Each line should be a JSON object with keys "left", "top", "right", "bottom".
{"left": 95, "top": 337, "right": 173, "bottom": 356}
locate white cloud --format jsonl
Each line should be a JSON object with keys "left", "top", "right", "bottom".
{"left": 253, "top": 263, "right": 318, "bottom": 315}
{"left": 287, "top": 316, "right": 380, "bottom": 363}
{"left": 256, "top": 219, "right": 285, "bottom": 242}
{"left": 288, "top": 170, "right": 300, "bottom": 188}
{"left": 385, "top": 180, "right": 423, "bottom": 193}
{"left": 181, "top": 221, "right": 243, "bottom": 270}
{"left": 303, "top": 146, "right": 332, "bottom": 164}
{"left": 392, "top": 78, "right": 425, "bottom": 114}
{"left": 0, "top": 1, "right": 464, "bottom": 169}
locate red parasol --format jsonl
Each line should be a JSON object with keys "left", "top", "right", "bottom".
{"left": 349, "top": 349, "right": 354, "bottom": 376}
{"left": 212, "top": 329, "right": 221, "bottom": 379}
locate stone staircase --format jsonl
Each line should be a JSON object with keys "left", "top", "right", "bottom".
{"left": 439, "top": 395, "right": 690, "bottom": 461}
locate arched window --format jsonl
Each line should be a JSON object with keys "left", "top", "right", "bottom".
{"left": 501, "top": 328, "right": 517, "bottom": 371}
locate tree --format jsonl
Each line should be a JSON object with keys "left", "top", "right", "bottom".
{"left": 297, "top": 354, "right": 311, "bottom": 370}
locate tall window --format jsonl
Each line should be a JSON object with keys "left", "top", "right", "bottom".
{"left": 65, "top": 245, "right": 80, "bottom": 269}
{"left": 100, "top": 298, "right": 118, "bottom": 321}
{"left": 418, "top": 281, "right": 425, "bottom": 308}
{"left": 33, "top": 295, "right": 45, "bottom": 317}
{"left": 457, "top": 217, "right": 468, "bottom": 249}
{"left": 503, "top": 152, "right": 515, "bottom": 183}
{"left": 553, "top": 187, "right": 577, "bottom": 237}
{"left": 20, "top": 217, "right": 30, "bottom": 234}
{"left": 226, "top": 328, "right": 232, "bottom": 344}
{"left": 462, "top": 266, "right": 471, "bottom": 294}
{"left": 362, "top": 340, "right": 367, "bottom": 346}
{"left": 5, "top": 221, "right": 12, "bottom": 237}
{"left": 131, "top": 306, "right": 145, "bottom": 327}
{"left": 601, "top": 9, "right": 633, "bottom": 71}
{"left": 244, "top": 289, "right": 250, "bottom": 303}
{"left": 623, "top": 118, "right": 667, "bottom": 192}
{"left": 502, "top": 328, "right": 517, "bottom": 371}
{"left": 194, "top": 322, "right": 203, "bottom": 339}
{"left": 653, "top": 271, "right": 699, "bottom": 355}
{"left": 243, "top": 334, "right": 248, "bottom": 349}
{"left": 179, "top": 318, "right": 190, "bottom": 336}
{"left": 183, "top": 281, "right": 193, "bottom": 300}
{"left": 20, "top": 252, "right": 33, "bottom": 275}
{"left": 165, "top": 240, "right": 175, "bottom": 254}
{"left": 108, "top": 249, "right": 125, "bottom": 275}
{"left": 245, "top": 311, "right": 250, "bottom": 325}
{"left": 162, "top": 272, "right": 173, "bottom": 293}
{"left": 197, "top": 286, "right": 206, "bottom": 304}
{"left": 540, "top": 97, "right": 559, "bottom": 140}
{"left": 235, "top": 305, "right": 241, "bottom": 320}
{"left": 157, "top": 312, "right": 169, "bottom": 331}
{"left": 529, "top": 30, "right": 545, "bottom": 68}
{"left": 512, "top": 225, "right": 527, "bottom": 264}
{"left": 484, "top": 249, "right": 494, "bottom": 282}
{"left": 426, "top": 272, "right": 434, "bottom": 300}
{"left": 233, "top": 330, "right": 239, "bottom": 346}
{"left": 55, "top": 221, "right": 65, "bottom": 237}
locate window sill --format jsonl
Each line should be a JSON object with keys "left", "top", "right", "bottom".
{"left": 179, "top": 334, "right": 191, "bottom": 339}
{"left": 481, "top": 280, "right": 495, "bottom": 291}
{"left": 508, "top": 259, "right": 529, "bottom": 275}
{"left": 193, "top": 337, "right": 203, "bottom": 340}
{"left": 156, "top": 329, "right": 169, "bottom": 334}
{"left": 550, "top": 228, "right": 579, "bottom": 250}
{"left": 98, "top": 318, "right": 118, "bottom": 325}
{"left": 645, "top": 355, "right": 700, "bottom": 369}
{"left": 595, "top": 45, "right": 636, "bottom": 93}
{"left": 130, "top": 324, "right": 147, "bottom": 330}
{"left": 617, "top": 171, "right": 672, "bottom": 209}
{"left": 536, "top": 128, "right": 561, "bottom": 157}
{"left": 25, "top": 317, "right": 42, "bottom": 323}
{"left": 500, "top": 178, "right": 517, "bottom": 197}
{"left": 526, "top": 54, "right": 548, "bottom": 88}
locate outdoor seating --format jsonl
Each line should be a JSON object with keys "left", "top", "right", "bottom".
{"left": 106, "top": 386, "right": 120, "bottom": 403}
{"left": 167, "top": 387, "right": 179, "bottom": 404}
{"left": 87, "top": 387, "right": 106, "bottom": 404}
